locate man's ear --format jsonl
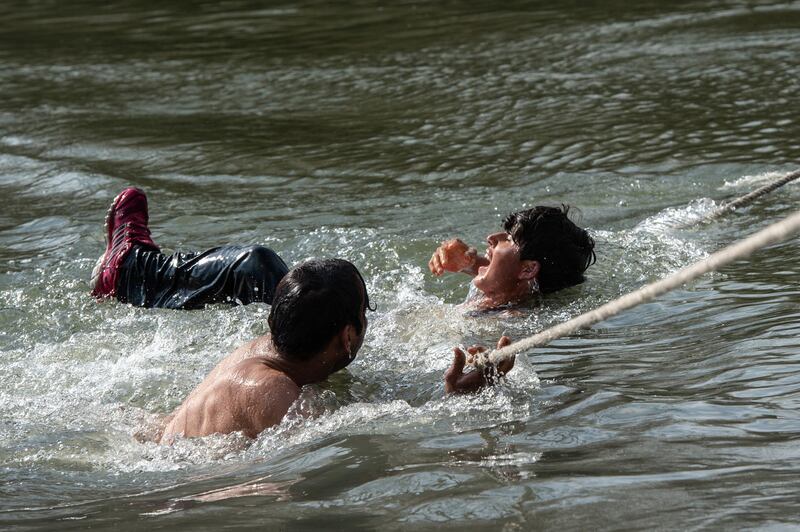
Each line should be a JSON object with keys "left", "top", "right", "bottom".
{"left": 339, "top": 324, "right": 357, "bottom": 354}
{"left": 518, "top": 260, "right": 540, "bottom": 280}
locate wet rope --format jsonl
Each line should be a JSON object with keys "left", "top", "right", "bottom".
{"left": 477, "top": 209, "right": 800, "bottom": 368}
{"left": 678, "top": 169, "right": 800, "bottom": 228}
{"left": 712, "top": 169, "right": 800, "bottom": 216}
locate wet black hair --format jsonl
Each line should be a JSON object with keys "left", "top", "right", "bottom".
{"left": 503, "top": 205, "right": 596, "bottom": 294}
{"left": 268, "top": 258, "right": 374, "bottom": 360}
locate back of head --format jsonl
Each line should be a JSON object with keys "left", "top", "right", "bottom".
{"left": 503, "top": 205, "right": 596, "bottom": 294}
{"left": 268, "top": 258, "right": 370, "bottom": 360}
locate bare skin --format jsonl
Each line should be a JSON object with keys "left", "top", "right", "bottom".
{"left": 159, "top": 323, "right": 363, "bottom": 443}
{"left": 159, "top": 336, "right": 299, "bottom": 442}
{"left": 429, "top": 232, "right": 540, "bottom": 309}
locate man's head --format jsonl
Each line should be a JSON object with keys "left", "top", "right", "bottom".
{"left": 268, "top": 259, "right": 372, "bottom": 369}
{"left": 473, "top": 205, "right": 595, "bottom": 302}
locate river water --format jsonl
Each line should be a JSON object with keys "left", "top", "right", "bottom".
{"left": 2, "top": 1, "right": 800, "bottom": 529}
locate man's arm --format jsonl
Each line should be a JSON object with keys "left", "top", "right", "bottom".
{"left": 428, "top": 239, "right": 490, "bottom": 277}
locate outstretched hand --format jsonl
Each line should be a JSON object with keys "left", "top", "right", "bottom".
{"left": 428, "top": 239, "right": 478, "bottom": 276}
{"left": 444, "top": 336, "right": 515, "bottom": 394}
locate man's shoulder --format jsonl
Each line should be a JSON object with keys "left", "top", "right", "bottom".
{"left": 230, "top": 358, "right": 299, "bottom": 394}
{"left": 228, "top": 334, "right": 270, "bottom": 360}
{"left": 227, "top": 358, "right": 301, "bottom": 434}
{"left": 211, "top": 334, "right": 273, "bottom": 375}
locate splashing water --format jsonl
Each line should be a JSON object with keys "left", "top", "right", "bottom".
{"left": 3, "top": 1, "right": 800, "bottom": 528}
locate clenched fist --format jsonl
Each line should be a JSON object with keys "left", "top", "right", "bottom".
{"left": 428, "top": 239, "right": 478, "bottom": 276}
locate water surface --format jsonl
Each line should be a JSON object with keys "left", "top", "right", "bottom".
{"left": 2, "top": 1, "right": 800, "bottom": 529}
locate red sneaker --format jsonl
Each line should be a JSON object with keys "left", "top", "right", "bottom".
{"left": 91, "top": 187, "right": 160, "bottom": 298}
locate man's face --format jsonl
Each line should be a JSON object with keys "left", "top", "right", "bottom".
{"left": 472, "top": 231, "right": 524, "bottom": 299}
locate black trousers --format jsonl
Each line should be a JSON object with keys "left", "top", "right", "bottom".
{"left": 116, "top": 244, "right": 289, "bottom": 309}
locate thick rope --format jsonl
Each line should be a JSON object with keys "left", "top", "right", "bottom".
{"left": 677, "top": 169, "right": 800, "bottom": 228}
{"left": 479, "top": 209, "right": 800, "bottom": 367}
{"left": 712, "top": 169, "right": 800, "bottom": 216}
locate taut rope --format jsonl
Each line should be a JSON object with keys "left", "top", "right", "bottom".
{"left": 712, "top": 169, "right": 800, "bottom": 216}
{"left": 678, "top": 169, "right": 800, "bottom": 228}
{"left": 479, "top": 209, "right": 800, "bottom": 368}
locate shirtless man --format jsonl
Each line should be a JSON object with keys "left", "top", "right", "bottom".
{"left": 429, "top": 205, "right": 596, "bottom": 309}
{"left": 159, "top": 258, "right": 513, "bottom": 443}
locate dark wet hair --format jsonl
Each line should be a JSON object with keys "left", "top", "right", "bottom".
{"left": 268, "top": 258, "right": 373, "bottom": 360}
{"left": 503, "top": 205, "right": 596, "bottom": 294}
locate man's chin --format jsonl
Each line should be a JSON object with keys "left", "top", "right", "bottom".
{"left": 472, "top": 277, "right": 488, "bottom": 293}
{"left": 331, "top": 354, "right": 356, "bottom": 373}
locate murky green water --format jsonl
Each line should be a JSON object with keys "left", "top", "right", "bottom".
{"left": 2, "top": 1, "right": 800, "bottom": 529}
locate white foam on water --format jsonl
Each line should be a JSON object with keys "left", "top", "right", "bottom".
{"left": 721, "top": 170, "right": 797, "bottom": 189}
{"left": 633, "top": 197, "right": 718, "bottom": 233}
{"left": 247, "top": 385, "right": 534, "bottom": 461}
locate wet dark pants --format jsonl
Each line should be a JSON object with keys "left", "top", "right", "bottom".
{"left": 116, "top": 244, "right": 289, "bottom": 309}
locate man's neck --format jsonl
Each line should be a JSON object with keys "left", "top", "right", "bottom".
{"left": 476, "top": 281, "right": 532, "bottom": 309}
{"left": 257, "top": 335, "right": 337, "bottom": 386}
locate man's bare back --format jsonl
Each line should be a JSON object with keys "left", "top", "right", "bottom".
{"left": 160, "top": 336, "right": 300, "bottom": 443}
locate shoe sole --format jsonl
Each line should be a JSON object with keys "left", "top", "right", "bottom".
{"left": 90, "top": 188, "right": 133, "bottom": 289}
